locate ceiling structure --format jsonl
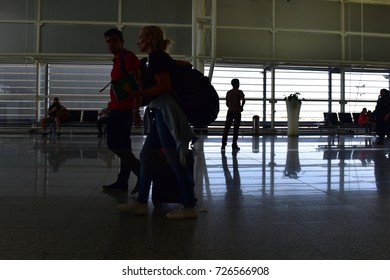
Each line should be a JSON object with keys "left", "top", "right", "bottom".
{"left": 0, "top": 0, "right": 390, "bottom": 70}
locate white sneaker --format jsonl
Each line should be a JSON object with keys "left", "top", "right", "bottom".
{"left": 166, "top": 207, "right": 197, "bottom": 220}
{"left": 117, "top": 200, "right": 148, "bottom": 215}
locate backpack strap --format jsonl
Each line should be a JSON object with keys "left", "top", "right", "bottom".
{"left": 99, "top": 52, "right": 129, "bottom": 93}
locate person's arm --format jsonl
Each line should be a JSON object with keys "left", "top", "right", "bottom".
{"left": 225, "top": 92, "right": 230, "bottom": 108}
{"left": 241, "top": 92, "right": 246, "bottom": 108}
{"left": 176, "top": 60, "right": 192, "bottom": 68}
{"left": 130, "top": 68, "right": 143, "bottom": 128}
{"left": 98, "top": 108, "right": 108, "bottom": 116}
{"left": 131, "top": 67, "right": 142, "bottom": 109}
{"left": 131, "top": 72, "right": 172, "bottom": 97}
{"left": 47, "top": 105, "right": 56, "bottom": 115}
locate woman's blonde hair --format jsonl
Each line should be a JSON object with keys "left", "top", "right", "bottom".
{"left": 142, "top": 25, "right": 173, "bottom": 51}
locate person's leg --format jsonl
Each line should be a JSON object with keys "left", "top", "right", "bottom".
{"left": 41, "top": 117, "right": 47, "bottom": 134}
{"left": 364, "top": 123, "right": 369, "bottom": 135}
{"left": 222, "top": 111, "right": 234, "bottom": 148}
{"left": 376, "top": 118, "right": 385, "bottom": 144}
{"left": 120, "top": 120, "right": 161, "bottom": 215}
{"left": 55, "top": 117, "right": 61, "bottom": 135}
{"left": 232, "top": 112, "right": 242, "bottom": 148}
{"left": 136, "top": 124, "right": 161, "bottom": 203}
{"left": 386, "top": 120, "right": 390, "bottom": 137}
{"left": 154, "top": 110, "right": 196, "bottom": 209}
{"left": 105, "top": 110, "right": 140, "bottom": 190}
{"left": 45, "top": 117, "right": 55, "bottom": 135}
{"left": 97, "top": 118, "right": 103, "bottom": 136}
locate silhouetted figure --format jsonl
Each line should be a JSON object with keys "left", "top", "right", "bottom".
{"left": 358, "top": 107, "right": 373, "bottom": 135}
{"left": 221, "top": 78, "right": 245, "bottom": 151}
{"left": 101, "top": 28, "right": 141, "bottom": 193}
{"left": 373, "top": 89, "right": 390, "bottom": 145}
{"left": 41, "top": 97, "right": 69, "bottom": 137}
{"left": 118, "top": 25, "right": 197, "bottom": 220}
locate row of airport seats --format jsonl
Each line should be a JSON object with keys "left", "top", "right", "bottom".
{"left": 322, "top": 112, "right": 368, "bottom": 134}
{"left": 324, "top": 112, "right": 362, "bottom": 125}
{"left": 47, "top": 109, "right": 100, "bottom": 134}
{"left": 63, "top": 109, "right": 99, "bottom": 126}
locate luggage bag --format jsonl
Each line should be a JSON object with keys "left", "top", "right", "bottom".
{"left": 151, "top": 149, "right": 195, "bottom": 207}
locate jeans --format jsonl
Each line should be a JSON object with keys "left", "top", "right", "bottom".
{"left": 106, "top": 110, "right": 140, "bottom": 185}
{"left": 137, "top": 109, "right": 196, "bottom": 208}
{"left": 222, "top": 111, "right": 242, "bottom": 145}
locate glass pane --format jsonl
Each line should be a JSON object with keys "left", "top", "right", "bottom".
{"left": 0, "top": 64, "right": 36, "bottom": 124}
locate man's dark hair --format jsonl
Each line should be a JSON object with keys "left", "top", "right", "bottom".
{"left": 104, "top": 28, "right": 124, "bottom": 41}
{"left": 231, "top": 78, "right": 240, "bottom": 88}
{"left": 380, "top": 88, "right": 390, "bottom": 95}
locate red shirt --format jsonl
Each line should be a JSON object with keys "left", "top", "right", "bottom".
{"left": 358, "top": 113, "right": 368, "bottom": 125}
{"left": 109, "top": 49, "right": 140, "bottom": 110}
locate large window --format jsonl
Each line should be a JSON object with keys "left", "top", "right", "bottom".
{"left": 0, "top": 63, "right": 37, "bottom": 124}
{"left": 274, "top": 69, "right": 330, "bottom": 123}
{"left": 344, "top": 71, "right": 389, "bottom": 113}
{"left": 210, "top": 66, "right": 263, "bottom": 122}
{"left": 208, "top": 65, "right": 389, "bottom": 125}
{"left": 47, "top": 63, "right": 111, "bottom": 111}
{"left": 0, "top": 62, "right": 389, "bottom": 128}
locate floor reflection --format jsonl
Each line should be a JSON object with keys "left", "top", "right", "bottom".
{"left": 200, "top": 134, "right": 385, "bottom": 199}
{"left": 33, "top": 136, "right": 115, "bottom": 172}
{"left": 1, "top": 133, "right": 390, "bottom": 259}
{"left": 221, "top": 150, "right": 242, "bottom": 202}
{"left": 373, "top": 148, "right": 390, "bottom": 197}
{"left": 283, "top": 137, "right": 301, "bottom": 179}
{"left": 2, "top": 133, "right": 387, "bottom": 198}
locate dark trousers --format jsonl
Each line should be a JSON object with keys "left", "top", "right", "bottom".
{"left": 375, "top": 115, "right": 390, "bottom": 141}
{"left": 222, "top": 111, "right": 241, "bottom": 145}
{"left": 106, "top": 110, "right": 140, "bottom": 185}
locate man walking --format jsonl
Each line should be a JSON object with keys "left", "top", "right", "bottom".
{"left": 102, "top": 28, "right": 142, "bottom": 193}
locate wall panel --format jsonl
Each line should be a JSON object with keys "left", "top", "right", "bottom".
{"left": 0, "top": 23, "right": 35, "bottom": 53}
{"left": 217, "top": 0, "right": 272, "bottom": 27}
{"left": 217, "top": 29, "right": 272, "bottom": 59}
{"left": 41, "top": 0, "right": 117, "bottom": 21}
{"left": 40, "top": 25, "right": 110, "bottom": 54}
{"left": 0, "top": 0, "right": 36, "bottom": 21}
{"left": 123, "top": 0, "right": 191, "bottom": 24}
{"left": 275, "top": 32, "right": 341, "bottom": 61}
{"left": 275, "top": 0, "right": 341, "bottom": 30}
{"left": 0, "top": 0, "right": 390, "bottom": 66}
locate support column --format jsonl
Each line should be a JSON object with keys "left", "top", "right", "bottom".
{"left": 192, "top": 0, "right": 217, "bottom": 79}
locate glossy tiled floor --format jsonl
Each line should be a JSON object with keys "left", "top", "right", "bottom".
{"left": 1, "top": 132, "right": 390, "bottom": 260}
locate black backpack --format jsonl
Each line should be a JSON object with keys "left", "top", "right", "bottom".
{"left": 170, "top": 63, "right": 220, "bottom": 127}
{"left": 140, "top": 57, "right": 220, "bottom": 127}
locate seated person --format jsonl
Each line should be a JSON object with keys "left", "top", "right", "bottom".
{"left": 97, "top": 102, "right": 110, "bottom": 137}
{"left": 358, "top": 107, "right": 374, "bottom": 134}
{"left": 41, "top": 97, "right": 70, "bottom": 136}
